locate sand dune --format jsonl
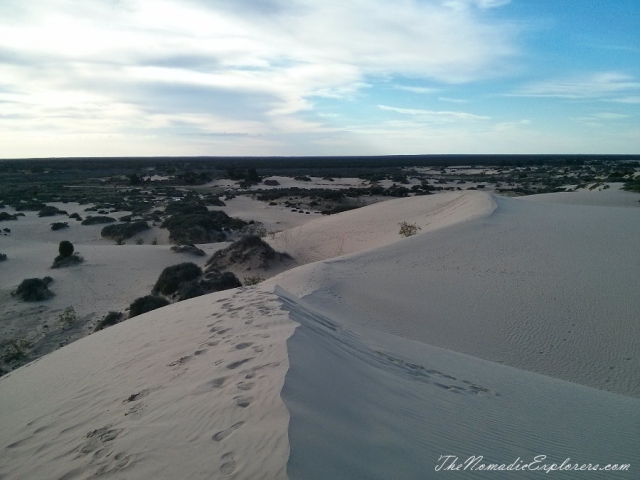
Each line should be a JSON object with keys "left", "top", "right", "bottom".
{"left": 269, "top": 191, "right": 495, "bottom": 265}
{"left": 1, "top": 188, "right": 639, "bottom": 478}
{"left": 273, "top": 193, "right": 640, "bottom": 397}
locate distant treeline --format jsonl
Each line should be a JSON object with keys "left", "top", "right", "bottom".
{"left": 2, "top": 154, "right": 639, "bottom": 173}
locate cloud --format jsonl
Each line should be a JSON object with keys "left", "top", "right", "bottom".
{"left": 393, "top": 85, "right": 440, "bottom": 94}
{"left": 378, "top": 104, "right": 490, "bottom": 122}
{"left": 513, "top": 72, "right": 640, "bottom": 99}
{"left": 610, "top": 96, "right": 640, "bottom": 104}
{"left": 438, "top": 97, "right": 468, "bottom": 103}
{"left": 0, "top": 0, "right": 518, "bottom": 155}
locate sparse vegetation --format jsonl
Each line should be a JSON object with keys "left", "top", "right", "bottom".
{"left": 94, "top": 311, "right": 123, "bottom": 332}
{"left": 128, "top": 295, "right": 170, "bottom": 317}
{"left": 13, "top": 277, "right": 55, "bottom": 301}
{"left": 57, "top": 306, "right": 77, "bottom": 327}
{"left": 170, "top": 244, "right": 206, "bottom": 256}
{"left": 206, "top": 235, "right": 292, "bottom": 271}
{"left": 0, "top": 212, "right": 18, "bottom": 221}
{"left": 81, "top": 215, "right": 116, "bottom": 225}
{"left": 399, "top": 222, "right": 421, "bottom": 237}
{"left": 38, "top": 205, "right": 67, "bottom": 217}
{"left": 0, "top": 253, "right": 7, "bottom": 261}
{"left": 101, "top": 220, "right": 149, "bottom": 240}
{"left": 244, "top": 276, "right": 264, "bottom": 286}
{"left": 2, "top": 338, "right": 32, "bottom": 363}
{"left": 161, "top": 211, "right": 247, "bottom": 244}
{"left": 59, "top": 240, "right": 74, "bottom": 258}
{"left": 53, "top": 240, "right": 83, "bottom": 268}
{"left": 51, "top": 222, "right": 69, "bottom": 231}
{"left": 153, "top": 262, "right": 203, "bottom": 296}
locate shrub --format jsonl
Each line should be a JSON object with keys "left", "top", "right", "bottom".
{"left": 94, "top": 311, "right": 123, "bottom": 332}
{"left": 58, "top": 306, "right": 77, "bottom": 327}
{"left": 2, "top": 338, "right": 32, "bottom": 363}
{"left": 81, "top": 216, "right": 116, "bottom": 225}
{"left": 161, "top": 211, "right": 246, "bottom": 244}
{"left": 59, "top": 240, "right": 74, "bottom": 258}
{"left": 170, "top": 244, "right": 206, "bottom": 256}
{"left": 399, "top": 222, "right": 421, "bottom": 237}
{"left": 0, "top": 253, "right": 7, "bottom": 261}
{"left": 128, "top": 295, "right": 170, "bottom": 318}
{"left": 200, "top": 270, "right": 242, "bottom": 292}
{"left": 0, "top": 212, "right": 18, "bottom": 222}
{"left": 153, "top": 262, "right": 203, "bottom": 295}
{"left": 13, "top": 277, "right": 54, "bottom": 301}
{"left": 244, "top": 276, "right": 264, "bottom": 286}
{"left": 52, "top": 242, "right": 83, "bottom": 268}
{"left": 38, "top": 205, "right": 67, "bottom": 217}
{"left": 101, "top": 220, "right": 150, "bottom": 240}
{"left": 51, "top": 222, "right": 69, "bottom": 231}
{"left": 69, "top": 212, "right": 82, "bottom": 220}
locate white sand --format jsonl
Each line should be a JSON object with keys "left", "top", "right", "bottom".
{"left": 0, "top": 286, "right": 296, "bottom": 479}
{"left": 269, "top": 191, "right": 495, "bottom": 265}
{"left": 273, "top": 192, "right": 640, "bottom": 397}
{"left": 2, "top": 188, "right": 639, "bottom": 478}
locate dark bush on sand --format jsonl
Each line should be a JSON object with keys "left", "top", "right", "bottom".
{"left": 0, "top": 212, "right": 18, "bottom": 222}
{"left": 161, "top": 211, "right": 246, "bottom": 244}
{"left": 81, "top": 216, "right": 116, "bottom": 225}
{"left": 13, "top": 277, "right": 54, "bottom": 301}
{"left": 38, "top": 206, "right": 67, "bottom": 217}
{"left": 59, "top": 240, "right": 74, "bottom": 258}
{"left": 94, "top": 311, "right": 123, "bottom": 332}
{"left": 51, "top": 222, "right": 69, "bottom": 231}
{"left": 52, "top": 240, "right": 83, "bottom": 268}
{"left": 101, "top": 220, "right": 150, "bottom": 240}
{"left": 153, "top": 262, "right": 203, "bottom": 296}
{"left": 0, "top": 253, "right": 7, "bottom": 261}
{"left": 128, "top": 295, "right": 170, "bottom": 318}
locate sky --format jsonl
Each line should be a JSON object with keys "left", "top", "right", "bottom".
{"left": 0, "top": 0, "right": 639, "bottom": 158}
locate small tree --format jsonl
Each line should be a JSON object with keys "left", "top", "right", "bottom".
{"left": 59, "top": 240, "right": 74, "bottom": 258}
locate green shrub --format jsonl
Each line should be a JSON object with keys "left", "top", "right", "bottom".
{"left": 399, "top": 222, "right": 421, "bottom": 237}
{"left": 101, "top": 220, "right": 150, "bottom": 240}
{"left": 57, "top": 306, "right": 77, "bottom": 327}
{"left": 244, "top": 276, "right": 264, "bottom": 286}
{"left": 59, "top": 240, "right": 74, "bottom": 258}
{"left": 153, "top": 262, "right": 203, "bottom": 295}
{"left": 128, "top": 295, "right": 170, "bottom": 318}
{"left": 198, "top": 270, "right": 242, "bottom": 294}
{"left": 81, "top": 216, "right": 116, "bottom": 225}
{"left": 51, "top": 222, "right": 69, "bottom": 231}
{"left": 13, "top": 277, "right": 54, "bottom": 301}
{"left": 38, "top": 205, "right": 67, "bottom": 217}
{"left": 94, "top": 311, "right": 123, "bottom": 331}
{"left": 2, "top": 338, "right": 32, "bottom": 362}
{"left": 0, "top": 212, "right": 18, "bottom": 221}
{"left": 0, "top": 253, "right": 7, "bottom": 261}
{"left": 161, "top": 211, "right": 246, "bottom": 244}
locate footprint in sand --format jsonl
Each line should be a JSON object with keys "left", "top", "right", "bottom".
{"left": 234, "top": 342, "right": 253, "bottom": 350}
{"left": 227, "top": 358, "right": 254, "bottom": 370}
{"left": 213, "top": 422, "right": 245, "bottom": 442}
{"left": 237, "top": 381, "right": 255, "bottom": 391}
{"left": 235, "top": 395, "right": 253, "bottom": 408}
{"left": 220, "top": 452, "right": 237, "bottom": 475}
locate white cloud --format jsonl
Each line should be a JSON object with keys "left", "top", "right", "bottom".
{"left": 438, "top": 97, "right": 469, "bottom": 103}
{"left": 378, "top": 104, "right": 490, "bottom": 122}
{"left": 0, "top": 0, "right": 518, "bottom": 155}
{"left": 393, "top": 86, "right": 440, "bottom": 94}
{"left": 514, "top": 72, "right": 640, "bottom": 99}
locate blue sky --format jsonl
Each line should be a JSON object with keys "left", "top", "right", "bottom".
{"left": 0, "top": 0, "right": 638, "bottom": 157}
